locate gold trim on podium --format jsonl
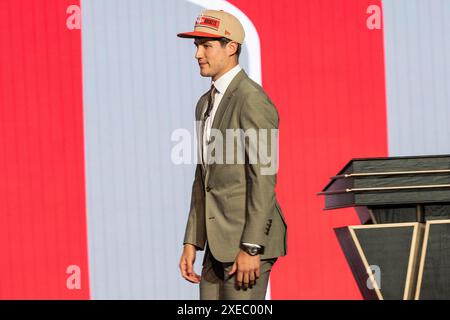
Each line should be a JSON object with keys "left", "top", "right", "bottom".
{"left": 332, "top": 169, "right": 450, "bottom": 179}
{"left": 319, "top": 184, "right": 450, "bottom": 195}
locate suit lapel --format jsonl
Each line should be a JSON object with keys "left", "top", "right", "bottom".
{"left": 211, "top": 69, "right": 247, "bottom": 131}
{"left": 206, "top": 69, "right": 248, "bottom": 183}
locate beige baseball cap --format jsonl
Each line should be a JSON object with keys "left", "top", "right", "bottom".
{"left": 177, "top": 9, "right": 245, "bottom": 44}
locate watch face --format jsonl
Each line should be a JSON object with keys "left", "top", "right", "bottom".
{"left": 250, "top": 247, "right": 258, "bottom": 255}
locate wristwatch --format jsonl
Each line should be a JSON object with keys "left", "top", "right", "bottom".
{"left": 240, "top": 243, "right": 263, "bottom": 256}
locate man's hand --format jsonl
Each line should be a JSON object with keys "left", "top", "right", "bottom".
{"left": 179, "top": 244, "right": 201, "bottom": 283}
{"left": 228, "top": 250, "right": 261, "bottom": 289}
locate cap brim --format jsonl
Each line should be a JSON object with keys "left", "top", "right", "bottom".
{"left": 177, "top": 31, "right": 223, "bottom": 39}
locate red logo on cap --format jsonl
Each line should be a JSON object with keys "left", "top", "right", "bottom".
{"left": 195, "top": 15, "right": 221, "bottom": 30}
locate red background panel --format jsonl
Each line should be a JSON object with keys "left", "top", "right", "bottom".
{"left": 229, "top": 0, "right": 388, "bottom": 299}
{"left": 0, "top": 0, "right": 89, "bottom": 298}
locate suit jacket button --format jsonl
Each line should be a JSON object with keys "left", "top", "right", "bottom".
{"left": 206, "top": 186, "right": 212, "bottom": 192}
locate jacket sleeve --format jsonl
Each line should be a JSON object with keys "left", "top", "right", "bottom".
{"left": 183, "top": 164, "right": 207, "bottom": 250}
{"left": 239, "top": 91, "right": 279, "bottom": 248}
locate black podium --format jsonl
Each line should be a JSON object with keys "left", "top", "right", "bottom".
{"left": 319, "top": 155, "right": 450, "bottom": 300}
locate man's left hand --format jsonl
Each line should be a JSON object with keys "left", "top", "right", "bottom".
{"left": 228, "top": 250, "right": 261, "bottom": 289}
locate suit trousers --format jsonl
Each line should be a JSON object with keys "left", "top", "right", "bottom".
{"left": 200, "top": 246, "right": 277, "bottom": 300}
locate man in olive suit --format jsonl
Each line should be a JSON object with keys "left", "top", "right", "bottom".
{"left": 177, "top": 9, "right": 287, "bottom": 300}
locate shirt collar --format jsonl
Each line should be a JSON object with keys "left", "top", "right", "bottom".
{"left": 212, "top": 64, "right": 242, "bottom": 94}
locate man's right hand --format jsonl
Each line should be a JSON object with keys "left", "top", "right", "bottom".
{"left": 179, "top": 244, "right": 201, "bottom": 283}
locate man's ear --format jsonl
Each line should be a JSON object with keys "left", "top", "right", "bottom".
{"left": 227, "top": 41, "right": 239, "bottom": 56}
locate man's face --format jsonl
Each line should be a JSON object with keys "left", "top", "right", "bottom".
{"left": 194, "top": 38, "right": 235, "bottom": 81}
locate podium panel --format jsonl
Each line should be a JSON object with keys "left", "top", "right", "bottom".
{"left": 336, "top": 223, "right": 422, "bottom": 300}
{"left": 416, "top": 220, "right": 450, "bottom": 299}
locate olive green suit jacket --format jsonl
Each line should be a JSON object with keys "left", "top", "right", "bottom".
{"left": 184, "top": 69, "right": 287, "bottom": 263}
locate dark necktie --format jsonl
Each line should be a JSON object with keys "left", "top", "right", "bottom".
{"left": 201, "top": 84, "right": 216, "bottom": 170}
{"left": 203, "top": 84, "right": 217, "bottom": 120}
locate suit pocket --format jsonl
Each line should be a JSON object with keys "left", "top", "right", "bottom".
{"left": 227, "top": 191, "right": 245, "bottom": 200}
{"left": 225, "top": 194, "right": 246, "bottom": 214}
